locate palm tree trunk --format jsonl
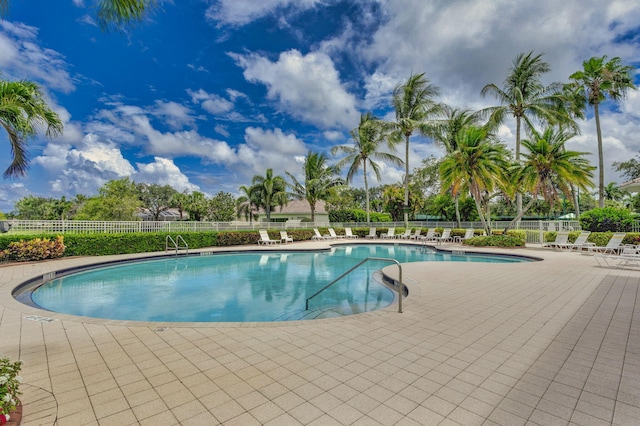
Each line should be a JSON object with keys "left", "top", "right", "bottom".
{"left": 515, "top": 116, "right": 523, "bottom": 218}
{"left": 503, "top": 197, "right": 537, "bottom": 233}
{"left": 454, "top": 194, "right": 461, "bottom": 228}
{"left": 403, "top": 134, "right": 410, "bottom": 228}
{"left": 594, "top": 102, "right": 605, "bottom": 208}
{"left": 364, "top": 162, "right": 370, "bottom": 223}
{"left": 571, "top": 185, "right": 580, "bottom": 219}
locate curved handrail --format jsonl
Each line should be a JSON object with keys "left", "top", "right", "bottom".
{"left": 305, "top": 257, "right": 403, "bottom": 313}
{"left": 166, "top": 235, "right": 189, "bottom": 255}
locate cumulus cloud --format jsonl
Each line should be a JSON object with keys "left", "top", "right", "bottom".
{"left": 205, "top": 0, "right": 324, "bottom": 27}
{"left": 0, "top": 21, "right": 75, "bottom": 92}
{"left": 134, "top": 157, "right": 200, "bottom": 193}
{"left": 236, "top": 127, "right": 308, "bottom": 176}
{"left": 232, "top": 49, "right": 359, "bottom": 130}
{"left": 151, "top": 100, "right": 196, "bottom": 130}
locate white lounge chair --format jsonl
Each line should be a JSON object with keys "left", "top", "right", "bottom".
{"left": 365, "top": 228, "right": 377, "bottom": 239}
{"left": 344, "top": 228, "right": 358, "bottom": 239}
{"left": 258, "top": 230, "right": 280, "bottom": 245}
{"left": 434, "top": 228, "right": 453, "bottom": 244}
{"left": 381, "top": 227, "right": 396, "bottom": 239}
{"left": 585, "top": 232, "right": 627, "bottom": 255}
{"left": 280, "top": 231, "right": 293, "bottom": 244}
{"left": 419, "top": 229, "right": 437, "bottom": 244}
{"left": 454, "top": 229, "right": 475, "bottom": 243}
{"left": 595, "top": 245, "right": 640, "bottom": 268}
{"left": 398, "top": 229, "right": 412, "bottom": 239}
{"left": 312, "top": 228, "right": 331, "bottom": 240}
{"left": 328, "top": 228, "right": 345, "bottom": 239}
{"left": 409, "top": 229, "right": 422, "bottom": 240}
{"left": 543, "top": 231, "right": 570, "bottom": 250}
{"left": 555, "top": 231, "right": 591, "bottom": 252}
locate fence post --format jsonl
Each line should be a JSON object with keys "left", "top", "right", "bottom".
{"left": 539, "top": 220, "right": 543, "bottom": 245}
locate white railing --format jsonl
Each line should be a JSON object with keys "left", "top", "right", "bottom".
{"left": 1, "top": 219, "right": 586, "bottom": 243}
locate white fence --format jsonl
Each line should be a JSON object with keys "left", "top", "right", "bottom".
{"left": 0, "top": 219, "right": 592, "bottom": 244}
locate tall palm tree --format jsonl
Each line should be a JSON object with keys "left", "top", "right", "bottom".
{"left": 236, "top": 184, "right": 258, "bottom": 223}
{"left": 431, "top": 107, "right": 484, "bottom": 226}
{"left": 567, "top": 55, "right": 636, "bottom": 207}
{"left": 481, "top": 51, "right": 573, "bottom": 215}
{"left": 251, "top": 168, "right": 288, "bottom": 223}
{"left": 286, "top": 151, "right": 343, "bottom": 223}
{"left": 439, "top": 126, "right": 509, "bottom": 236}
{"left": 332, "top": 113, "right": 403, "bottom": 222}
{"left": 389, "top": 73, "right": 442, "bottom": 227}
{"left": 503, "top": 126, "right": 595, "bottom": 231}
{"left": 0, "top": 78, "right": 62, "bottom": 177}
{"left": 0, "top": 0, "right": 157, "bottom": 31}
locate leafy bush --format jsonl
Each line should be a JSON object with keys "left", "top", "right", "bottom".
{"left": 0, "top": 236, "right": 65, "bottom": 261}
{"left": 463, "top": 235, "right": 525, "bottom": 247}
{"left": 0, "top": 355, "right": 22, "bottom": 424}
{"left": 579, "top": 207, "right": 635, "bottom": 232}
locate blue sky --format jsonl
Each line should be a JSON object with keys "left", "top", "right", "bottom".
{"left": 0, "top": 0, "right": 639, "bottom": 212}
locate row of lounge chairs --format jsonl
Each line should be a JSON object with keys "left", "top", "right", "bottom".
{"left": 544, "top": 230, "right": 640, "bottom": 269}
{"left": 259, "top": 227, "right": 478, "bottom": 246}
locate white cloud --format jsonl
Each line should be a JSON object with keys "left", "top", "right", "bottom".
{"left": 0, "top": 21, "right": 75, "bottom": 93}
{"left": 205, "top": 0, "right": 324, "bottom": 27}
{"left": 233, "top": 49, "right": 359, "bottom": 130}
{"left": 236, "top": 127, "right": 308, "bottom": 177}
{"left": 0, "top": 182, "right": 27, "bottom": 212}
{"left": 134, "top": 157, "right": 200, "bottom": 193}
{"left": 151, "top": 100, "right": 196, "bottom": 130}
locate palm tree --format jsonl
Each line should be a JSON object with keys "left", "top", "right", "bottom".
{"left": 503, "top": 126, "right": 595, "bottom": 231}
{"left": 332, "top": 113, "right": 403, "bottom": 222}
{"left": 0, "top": 78, "right": 62, "bottom": 177}
{"left": 251, "top": 168, "right": 288, "bottom": 222}
{"left": 236, "top": 185, "right": 258, "bottom": 223}
{"left": 0, "top": 0, "right": 157, "bottom": 31}
{"left": 286, "top": 151, "right": 343, "bottom": 223}
{"left": 603, "top": 182, "right": 626, "bottom": 203}
{"left": 431, "top": 107, "right": 484, "bottom": 226}
{"left": 389, "top": 73, "right": 442, "bottom": 227}
{"left": 439, "top": 126, "right": 509, "bottom": 236}
{"left": 481, "top": 51, "right": 573, "bottom": 216}
{"left": 567, "top": 55, "right": 636, "bottom": 207}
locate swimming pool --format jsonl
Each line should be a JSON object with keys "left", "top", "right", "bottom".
{"left": 25, "top": 244, "right": 529, "bottom": 322}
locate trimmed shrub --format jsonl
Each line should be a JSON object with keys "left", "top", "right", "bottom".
{"left": 579, "top": 207, "right": 635, "bottom": 232}
{"left": 0, "top": 235, "right": 65, "bottom": 261}
{"left": 463, "top": 235, "right": 525, "bottom": 247}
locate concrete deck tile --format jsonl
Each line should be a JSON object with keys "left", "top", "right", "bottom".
{"left": 3, "top": 240, "right": 640, "bottom": 425}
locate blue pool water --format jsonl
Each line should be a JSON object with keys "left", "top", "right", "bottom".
{"left": 30, "top": 244, "right": 527, "bottom": 322}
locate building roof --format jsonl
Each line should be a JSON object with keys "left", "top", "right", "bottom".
{"left": 258, "top": 200, "right": 327, "bottom": 215}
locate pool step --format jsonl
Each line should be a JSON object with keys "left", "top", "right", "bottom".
{"left": 274, "top": 304, "right": 365, "bottom": 321}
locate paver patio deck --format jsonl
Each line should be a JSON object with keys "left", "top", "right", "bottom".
{"left": 1, "top": 240, "right": 639, "bottom": 425}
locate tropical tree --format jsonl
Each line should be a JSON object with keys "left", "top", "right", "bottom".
{"left": 603, "top": 182, "right": 626, "bottom": 203}
{"left": 286, "top": 151, "right": 343, "bottom": 223}
{"left": 503, "top": 126, "right": 595, "bottom": 231}
{"left": 0, "top": 78, "right": 63, "bottom": 177}
{"left": 332, "top": 113, "right": 403, "bottom": 222}
{"left": 439, "top": 126, "right": 510, "bottom": 235}
{"left": 208, "top": 191, "right": 236, "bottom": 222}
{"left": 251, "top": 168, "right": 288, "bottom": 222}
{"left": 184, "top": 191, "right": 208, "bottom": 221}
{"left": 481, "top": 51, "right": 573, "bottom": 216}
{"left": 388, "top": 73, "right": 442, "bottom": 227}
{"left": 0, "top": 0, "right": 157, "bottom": 32}
{"left": 236, "top": 184, "right": 258, "bottom": 223}
{"left": 431, "top": 107, "right": 485, "bottom": 226}
{"left": 169, "top": 191, "right": 189, "bottom": 220}
{"left": 75, "top": 178, "right": 141, "bottom": 220}
{"left": 567, "top": 55, "right": 636, "bottom": 207}
{"left": 136, "top": 182, "right": 177, "bottom": 220}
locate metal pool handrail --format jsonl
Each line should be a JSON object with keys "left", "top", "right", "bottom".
{"left": 305, "top": 257, "right": 404, "bottom": 313}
